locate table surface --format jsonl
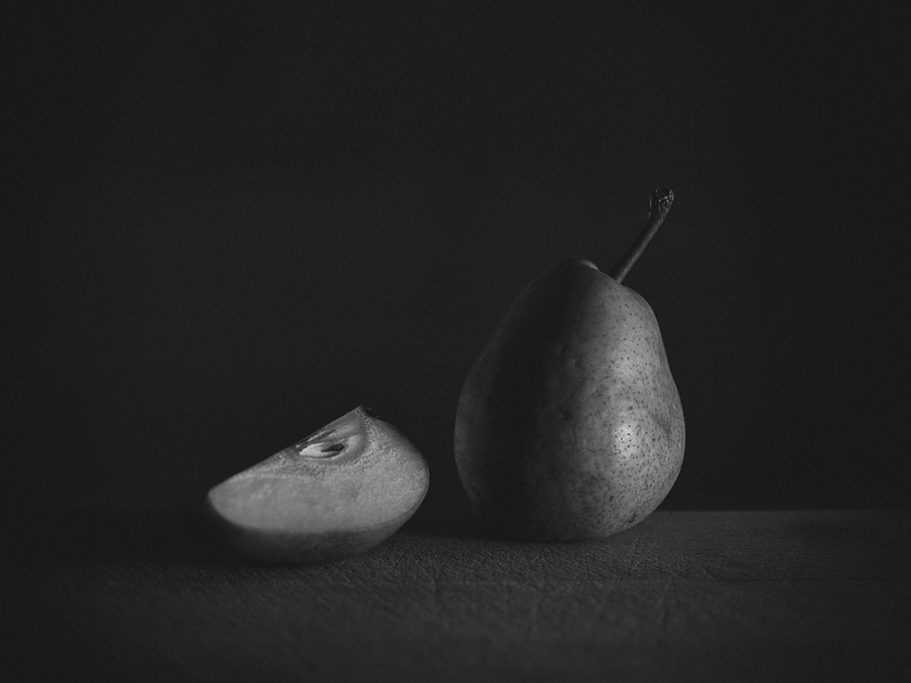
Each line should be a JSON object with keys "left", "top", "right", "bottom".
{"left": 5, "top": 507, "right": 910, "bottom": 682}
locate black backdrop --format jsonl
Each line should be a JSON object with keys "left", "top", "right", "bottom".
{"left": 9, "top": 2, "right": 909, "bottom": 513}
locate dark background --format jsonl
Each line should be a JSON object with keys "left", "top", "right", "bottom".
{"left": 8, "top": 1, "right": 909, "bottom": 514}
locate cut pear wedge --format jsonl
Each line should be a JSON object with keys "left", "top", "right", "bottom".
{"left": 206, "top": 406, "right": 429, "bottom": 564}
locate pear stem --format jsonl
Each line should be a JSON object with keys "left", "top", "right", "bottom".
{"left": 609, "top": 188, "right": 675, "bottom": 284}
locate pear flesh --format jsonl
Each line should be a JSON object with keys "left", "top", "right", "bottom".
{"left": 207, "top": 406, "right": 429, "bottom": 564}
{"left": 455, "top": 199, "right": 684, "bottom": 541}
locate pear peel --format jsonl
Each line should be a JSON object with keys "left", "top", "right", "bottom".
{"left": 454, "top": 190, "right": 684, "bottom": 541}
{"left": 207, "top": 406, "right": 429, "bottom": 564}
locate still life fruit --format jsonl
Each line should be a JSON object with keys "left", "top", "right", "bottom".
{"left": 207, "top": 406, "right": 429, "bottom": 563}
{"left": 454, "top": 189, "right": 684, "bottom": 540}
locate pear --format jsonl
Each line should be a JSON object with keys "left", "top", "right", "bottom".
{"left": 207, "top": 406, "right": 429, "bottom": 564}
{"left": 455, "top": 190, "right": 684, "bottom": 540}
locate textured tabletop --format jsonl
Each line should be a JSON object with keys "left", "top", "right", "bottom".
{"left": 5, "top": 508, "right": 910, "bottom": 682}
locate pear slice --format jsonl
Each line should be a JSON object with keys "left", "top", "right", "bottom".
{"left": 206, "top": 406, "right": 429, "bottom": 564}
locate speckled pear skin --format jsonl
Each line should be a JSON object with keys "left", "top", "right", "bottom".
{"left": 455, "top": 259, "right": 684, "bottom": 540}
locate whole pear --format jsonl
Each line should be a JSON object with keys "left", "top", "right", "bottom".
{"left": 207, "top": 406, "right": 429, "bottom": 564}
{"left": 455, "top": 190, "right": 684, "bottom": 540}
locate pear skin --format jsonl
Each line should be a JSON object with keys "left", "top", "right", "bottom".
{"left": 455, "top": 191, "right": 684, "bottom": 540}
{"left": 207, "top": 406, "right": 429, "bottom": 564}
